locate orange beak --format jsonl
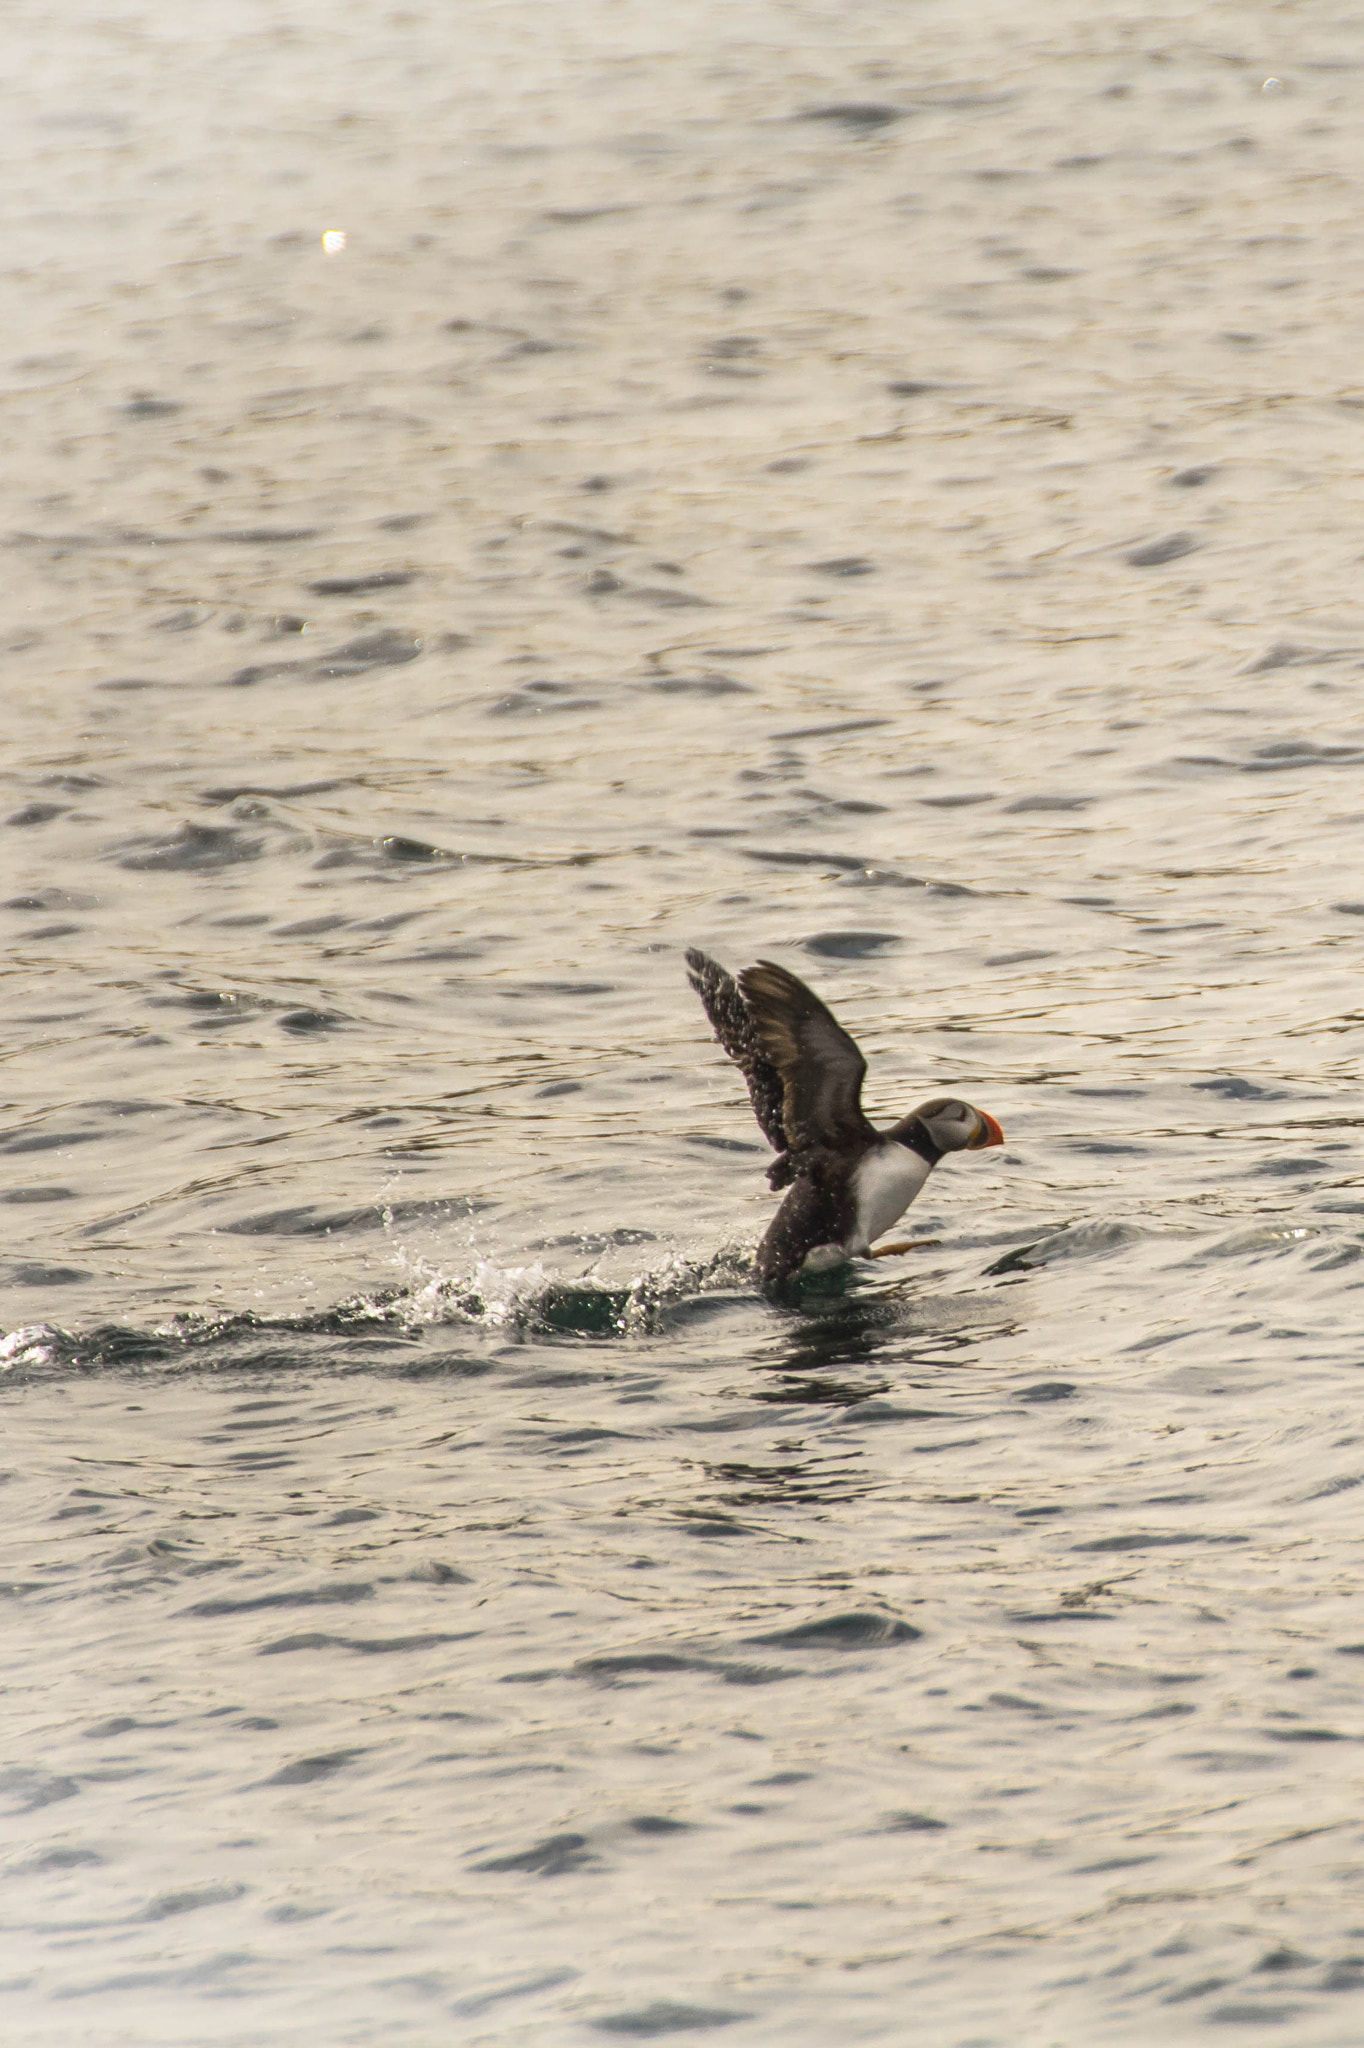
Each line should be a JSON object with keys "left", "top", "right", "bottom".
{"left": 971, "top": 1111, "right": 1005, "bottom": 1150}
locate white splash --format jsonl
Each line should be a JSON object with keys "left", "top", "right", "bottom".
{"left": 0, "top": 1324, "right": 62, "bottom": 1372}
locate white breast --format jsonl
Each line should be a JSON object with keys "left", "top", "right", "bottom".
{"left": 848, "top": 1143, "right": 932, "bottom": 1253}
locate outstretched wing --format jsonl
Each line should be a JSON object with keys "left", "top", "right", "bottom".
{"left": 686, "top": 948, "right": 788, "bottom": 1153}
{"left": 737, "top": 959, "right": 873, "bottom": 1155}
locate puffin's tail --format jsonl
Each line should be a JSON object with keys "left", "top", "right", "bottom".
{"left": 685, "top": 948, "right": 791, "bottom": 1176}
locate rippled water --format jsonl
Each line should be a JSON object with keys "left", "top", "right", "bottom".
{"left": 7, "top": 1, "right": 1364, "bottom": 2041}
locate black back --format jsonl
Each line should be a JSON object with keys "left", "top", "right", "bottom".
{"left": 753, "top": 1173, "right": 846, "bottom": 1292}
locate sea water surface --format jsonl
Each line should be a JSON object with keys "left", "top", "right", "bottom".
{"left": 6, "top": 1, "right": 1364, "bottom": 2041}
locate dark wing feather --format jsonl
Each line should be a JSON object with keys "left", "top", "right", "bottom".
{"left": 737, "top": 959, "right": 873, "bottom": 1154}
{"left": 685, "top": 948, "right": 788, "bottom": 1154}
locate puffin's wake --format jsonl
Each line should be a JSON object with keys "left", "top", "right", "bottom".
{"left": 0, "top": 1243, "right": 760, "bottom": 1379}
{"left": 384, "top": 1240, "right": 757, "bottom": 1338}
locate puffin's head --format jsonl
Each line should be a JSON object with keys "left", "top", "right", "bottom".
{"left": 914, "top": 1096, "right": 1005, "bottom": 1154}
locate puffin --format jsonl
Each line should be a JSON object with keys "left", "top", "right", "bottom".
{"left": 686, "top": 948, "right": 1004, "bottom": 1293}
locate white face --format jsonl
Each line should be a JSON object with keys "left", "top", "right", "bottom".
{"left": 916, "top": 1097, "right": 986, "bottom": 1153}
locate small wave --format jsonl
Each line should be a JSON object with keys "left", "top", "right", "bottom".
{"left": 982, "top": 1218, "right": 1151, "bottom": 1274}
{"left": 1193, "top": 1224, "right": 1322, "bottom": 1262}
